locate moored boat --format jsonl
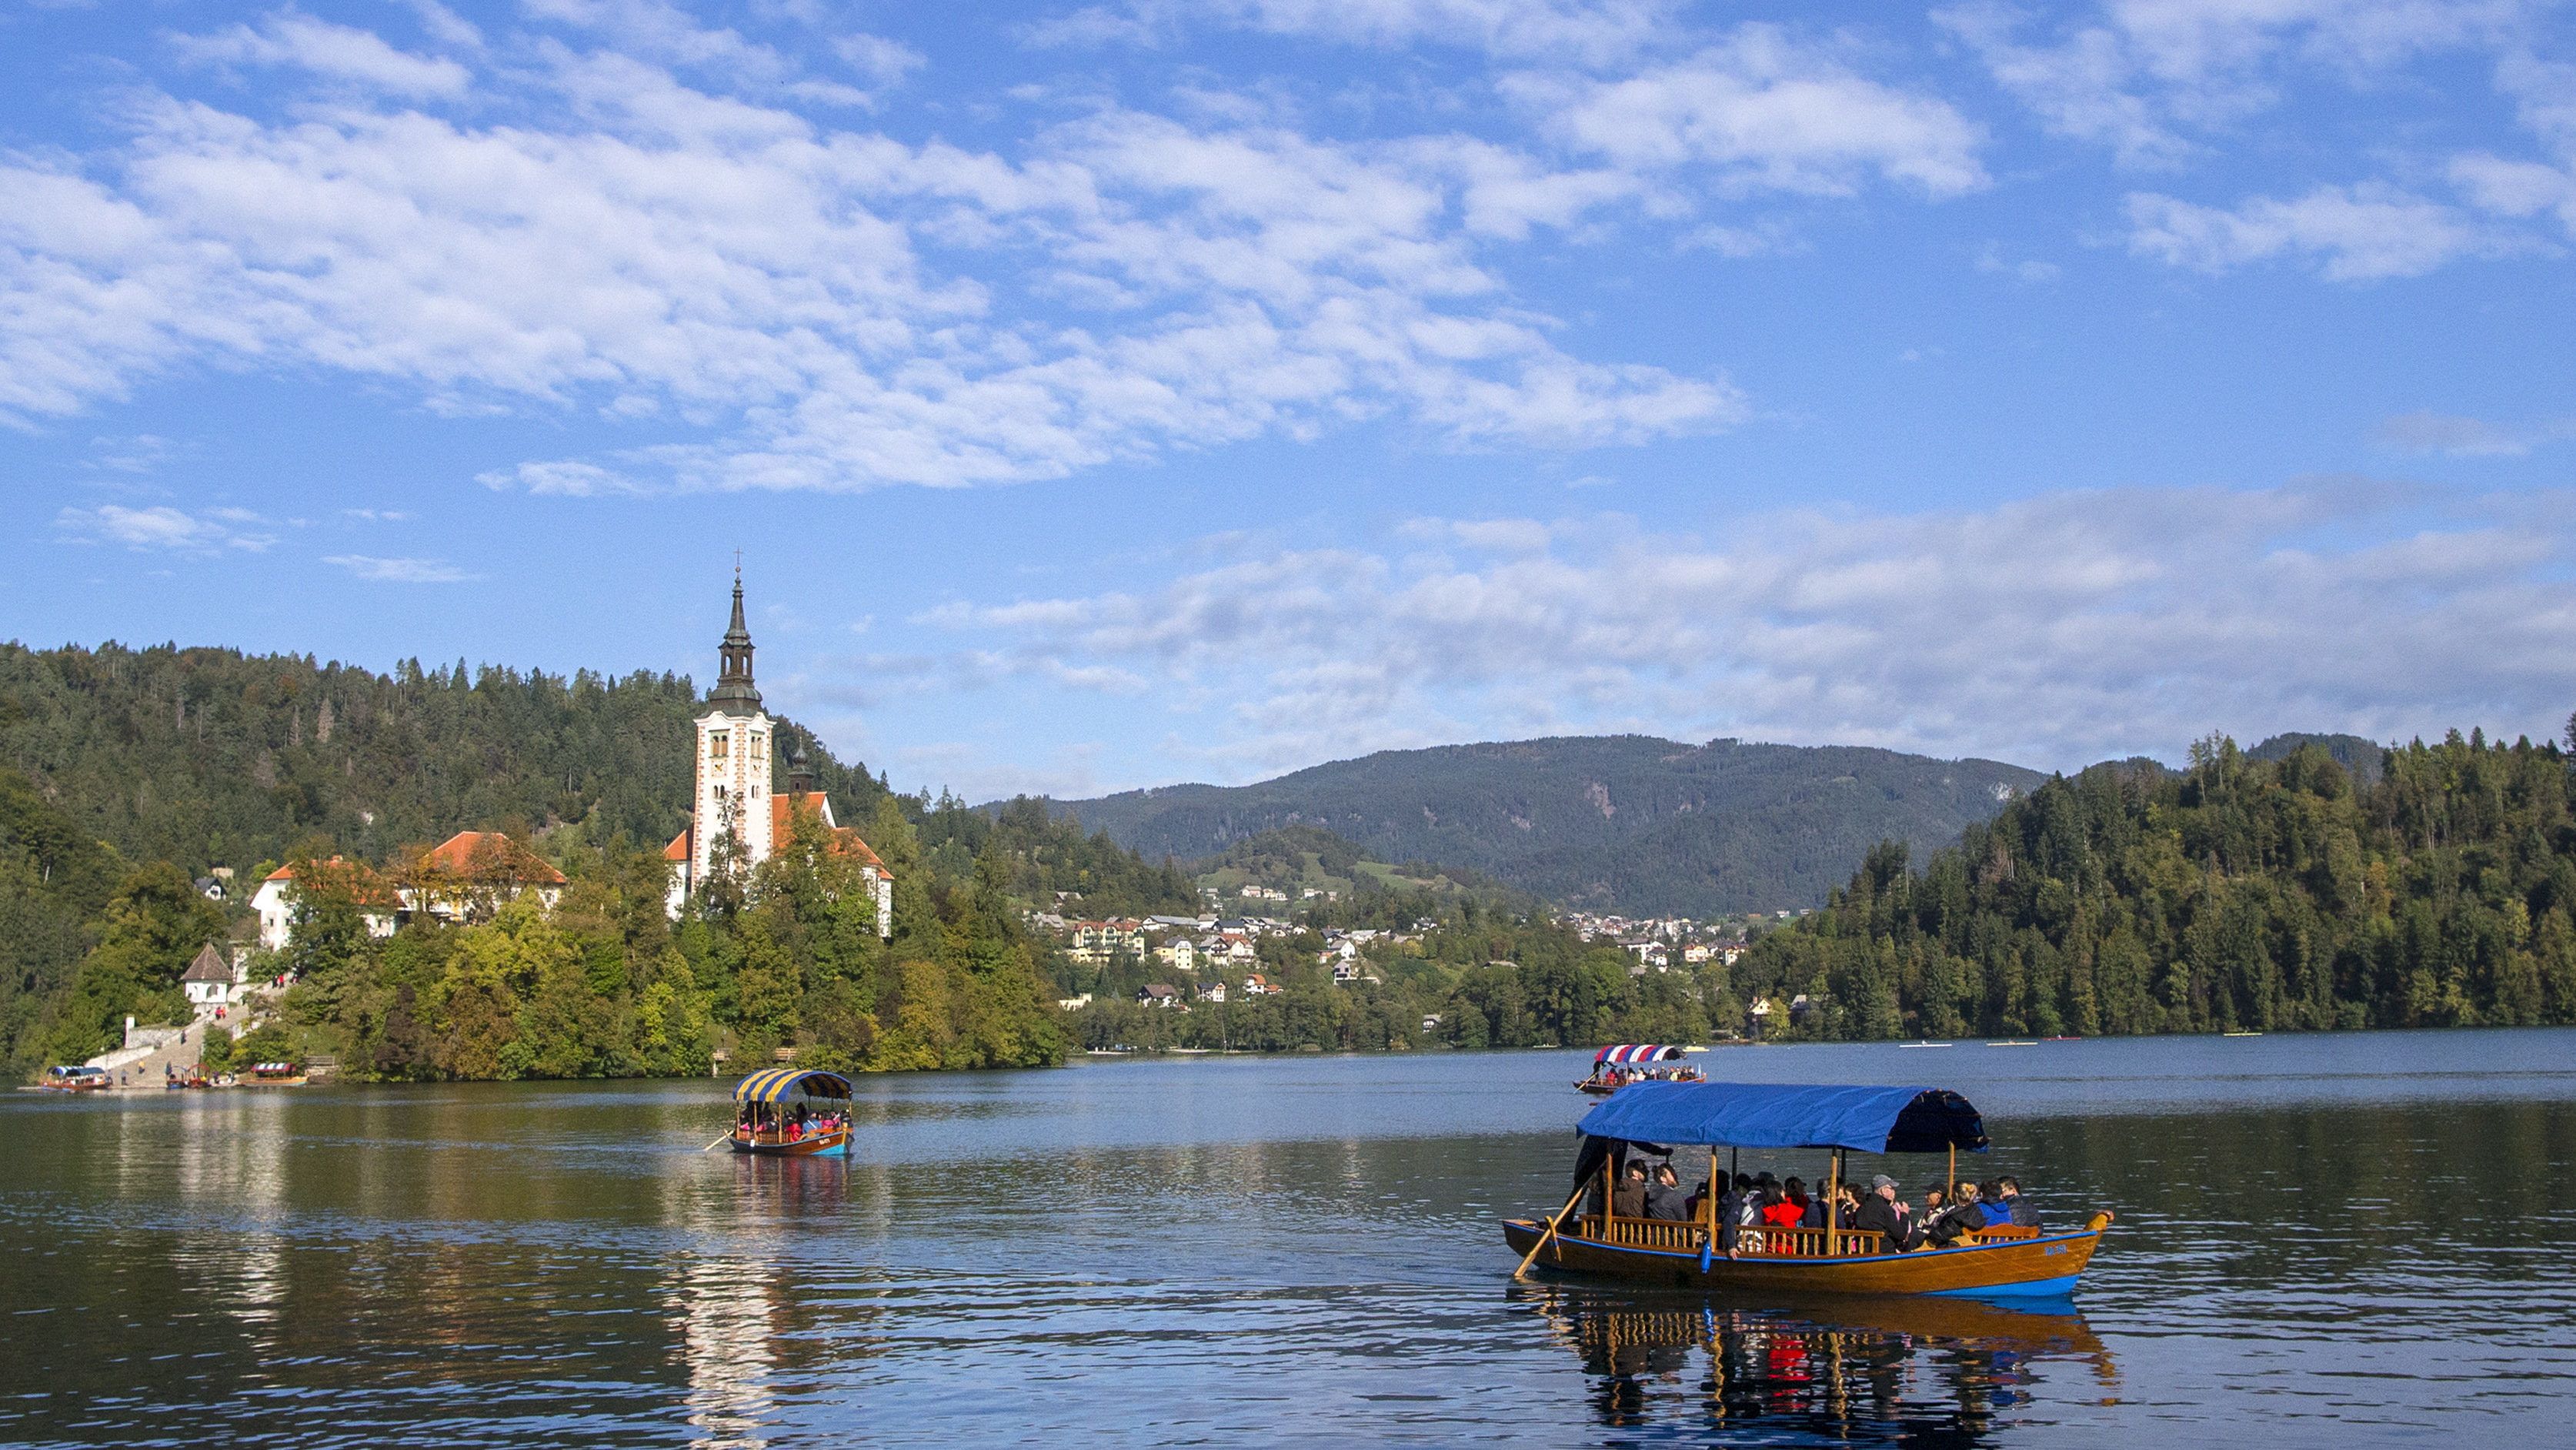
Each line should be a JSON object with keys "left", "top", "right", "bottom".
{"left": 727, "top": 1068, "right": 854, "bottom": 1156}
{"left": 41, "top": 1065, "right": 110, "bottom": 1092}
{"left": 1506, "top": 1081, "right": 2114, "bottom": 1298}
{"left": 1577, "top": 1044, "right": 1707, "bottom": 1096}
{"left": 244, "top": 1061, "right": 307, "bottom": 1086}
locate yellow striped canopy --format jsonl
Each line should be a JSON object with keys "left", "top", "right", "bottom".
{"left": 733, "top": 1068, "right": 853, "bottom": 1103}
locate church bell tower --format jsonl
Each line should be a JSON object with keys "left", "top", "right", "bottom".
{"left": 691, "top": 569, "right": 775, "bottom": 892}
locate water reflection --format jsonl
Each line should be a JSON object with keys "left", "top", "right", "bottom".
{"left": 1519, "top": 1286, "right": 2117, "bottom": 1445}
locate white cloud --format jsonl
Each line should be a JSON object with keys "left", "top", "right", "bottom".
{"left": 2124, "top": 184, "right": 2515, "bottom": 279}
{"left": 0, "top": 33, "right": 1743, "bottom": 486}
{"left": 1939, "top": 0, "right": 2531, "bottom": 166}
{"left": 322, "top": 553, "right": 476, "bottom": 582}
{"left": 2374, "top": 409, "right": 2570, "bottom": 456}
{"left": 171, "top": 12, "right": 472, "bottom": 97}
{"left": 1028, "top": 0, "right": 1680, "bottom": 64}
{"left": 907, "top": 483, "right": 2576, "bottom": 779}
{"left": 1507, "top": 27, "right": 1989, "bottom": 198}
{"left": 55, "top": 503, "right": 274, "bottom": 552}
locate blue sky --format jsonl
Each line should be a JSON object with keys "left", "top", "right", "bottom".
{"left": 5, "top": 0, "right": 2574, "bottom": 800}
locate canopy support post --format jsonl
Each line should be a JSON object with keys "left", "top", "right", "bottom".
{"left": 1826, "top": 1148, "right": 1841, "bottom": 1257}
{"left": 1703, "top": 1145, "right": 1719, "bottom": 1253}
{"left": 1947, "top": 1143, "right": 1957, "bottom": 1198}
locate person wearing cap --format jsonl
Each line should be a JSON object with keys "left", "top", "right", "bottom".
{"left": 1852, "top": 1174, "right": 1915, "bottom": 1250}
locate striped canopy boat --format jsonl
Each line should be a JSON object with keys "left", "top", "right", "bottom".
{"left": 728, "top": 1069, "right": 854, "bottom": 1156}
{"left": 1578, "top": 1044, "right": 1707, "bottom": 1095}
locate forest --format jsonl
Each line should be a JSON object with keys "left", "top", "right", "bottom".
{"left": 0, "top": 641, "right": 1183, "bottom": 1081}
{"left": 1734, "top": 731, "right": 2576, "bottom": 1040}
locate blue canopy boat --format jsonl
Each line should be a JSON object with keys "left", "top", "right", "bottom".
{"left": 728, "top": 1069, "right": 853, "bottom": 1156}
{"left": 1504, "top": 1081, "right": 2114, "bottom": 1297}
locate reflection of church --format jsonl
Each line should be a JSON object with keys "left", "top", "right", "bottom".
{"left": 663, "top": 574, "right": 893, "bottom": 937}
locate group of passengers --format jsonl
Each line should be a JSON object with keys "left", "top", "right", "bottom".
{"left": 736, "top": 1103, "right": 848, "bottom": 1141}
{"left": 1601, "top": 1158, "right": 2041, "bottom": 1252}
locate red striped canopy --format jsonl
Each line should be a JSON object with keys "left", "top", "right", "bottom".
{"left": 1593, "top": 1044, "right": 1687, "bottom": 1065}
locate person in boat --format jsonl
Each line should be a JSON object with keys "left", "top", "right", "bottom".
{"left": 1612, "top": 1160, "right": 1651, "bottom": 1218}
{"left": 1977, "top": 1179, "right": 2014, "bottom": 1228}
{"left": 1645, "top": 1163, "right": 1691, "bottom": 1220}
{"left": 1999, "top": 1176, "right": 2040, "bottom": 1228}
{"left": 1920, "top": 1185, "right": 1979, "bottom": 1248}
{"left": 1761, "top": 1181, "right": 1805, "bottom": 1230}
{"left": 1854, "top": 1174, "right": 1916, "bottom": 1250}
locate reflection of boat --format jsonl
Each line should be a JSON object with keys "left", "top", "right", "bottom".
{"left": 727, "top": 1069, "right": 854, "bottom": 1157}
{"left": 1578, "top": 1044, "right": 1707, "bottom": 1096}
{"left": 1519, "top": 1284, "right": 2117, "bottom": 1438}
{"left": 1506, "top": 1081, "right": 2116, "bottom": 1297}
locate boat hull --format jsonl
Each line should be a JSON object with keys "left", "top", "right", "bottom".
{"left": 727, "top": 1128, "right": 849, "bottom": 1157}
{"left": 1503, "top": 1218, "right": 2105, "bottom": 1298}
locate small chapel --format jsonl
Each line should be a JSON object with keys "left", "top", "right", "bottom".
{"left": 662, "top": 573, "right": 894, "bottom": 936}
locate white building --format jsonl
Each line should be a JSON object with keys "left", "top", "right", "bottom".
{"left": 662, "top": 574, "right": 894, "bottom": 937}
{"left": 249, "top": 857, "right": 399, "bottom": 953}
{"left": 181, "top": 944, "right": 242, "bottom": 1008}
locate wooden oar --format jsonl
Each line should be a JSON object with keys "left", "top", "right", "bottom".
{"left": 1512, "top": 1182, "right": 1592, "bottom": 1282}
{"left": 700, "top": 1131, "right": 736, "bottom": 1152}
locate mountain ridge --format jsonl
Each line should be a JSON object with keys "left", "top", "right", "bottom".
{"left": 1014, "top": 733, "right": 2048, "bottom": 917}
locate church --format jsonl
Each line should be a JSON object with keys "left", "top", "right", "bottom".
{"left": 663, "top": 575, "right": 894, "bottom": 937}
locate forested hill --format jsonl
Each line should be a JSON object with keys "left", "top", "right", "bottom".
{"left": 1737, "top": 730, "right": 2576, "bottom": 1041}
{"left": 1026, "top": 736, "right": 2047, "bottom": 916}
{"left": 0, "top": 641, "right": 889, "bottom": 874}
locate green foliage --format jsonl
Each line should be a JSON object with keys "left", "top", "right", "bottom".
{"left": 1033, "top": 735, "right": 2045, "bottom": 915}
{"left": 199, "top": 1023, "right": 232, "bottom": 1075}
{"left": 34, "top": 861, "right": 225, "bottom": 1067}
{"left": 1735, "top": 732, "right": 2576, "bottom": 1041}
{"left": 923, "top": 794, "right": 1198, "bottom": 917}
{"left": 0, "top": 766, "right": 125, "bottom": 1075}
{"left": 0, "top": 640, "right": 886, "bottom": 877}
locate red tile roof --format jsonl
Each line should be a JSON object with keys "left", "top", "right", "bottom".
{"left": 416, "top": 830, "right": 567, "bottom": 885}
{"left": 664, "top": 827, "right": 691, "bottom": 862}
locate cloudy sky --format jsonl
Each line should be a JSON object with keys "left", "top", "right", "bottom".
{"left": 7, "top": 0, "right": 2574, "bottom": 799}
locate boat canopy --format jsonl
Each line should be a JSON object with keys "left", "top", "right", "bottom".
{"left": 733, "top": 1068, "right": 853, "bottom": 1104}
{"left": 1576, "top": 1081, "right": 1990, "bottom": 1154}
{"left": 1593, "top": 1044, "right": 1688, "bottom": 1065}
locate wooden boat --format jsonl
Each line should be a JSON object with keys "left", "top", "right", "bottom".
{"left": 1506, "top": 1081, "right": 2114, "bottom": 1298}
{"left": 243, "top": 1061, "right": 307, "bottom": 1086}
{"left": 41, "top": 1065, "right": 110, "bottom": 1092}
{"left": 1577, "top": 1044, "right": 1707, "bottom": 1096}
{"left": 726, "top": 1068, "right": 853, "bottom": 1157}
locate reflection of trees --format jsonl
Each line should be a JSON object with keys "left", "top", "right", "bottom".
{"left": 1520, "top": 1287, "right": 2117, "bottom": 1446}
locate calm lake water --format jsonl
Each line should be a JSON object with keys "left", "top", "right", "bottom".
{"left": 5, "top": 1030, "right": 2574, "bottom": 1448}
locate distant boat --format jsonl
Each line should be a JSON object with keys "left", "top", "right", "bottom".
{"left": 2222, "top": 1031, "right": 2263, "bottom": 1038}
{"left": 1901, "top": 1041, "right": 1952, "bottom": 1049}
{"left": 1985, "top": 1041, "right": 2038, "bottom": 1048}
{"left": 1577, "top": 1044, "right": 1707, "bottom": 1096}
{"left": 725, "top": 1069, "right": 853, "bottom": 1157}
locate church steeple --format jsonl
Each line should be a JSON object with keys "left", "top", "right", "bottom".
{"left": 708, "top": 566, "right": 762, "bottom": 715}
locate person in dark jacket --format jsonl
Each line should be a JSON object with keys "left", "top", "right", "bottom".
{"left": 1851, "top": 1174, "right": 1914, "bottom": 1250}
{"left": 1611, "top": 1159, "right": 1652, "bottom": 1218}
{"left": 1645, "top": 1162, "right": 1691, "bottom": 1220}
{"left": 1998, "top": 1177, "right": 2040, "bottom": 1228}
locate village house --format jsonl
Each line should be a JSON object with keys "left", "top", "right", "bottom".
{"left": 1196, "top": 979, "right": 1226, "bottom": 1004}
{"left": 180, "top": 944, "right": 242, "bottom": 1009}
{"left": 250, "top": 857, "right": 399, "bottom": 953}
{"left": 1153, "top": 937, "right": 1196, "bottom": 973}
{"left": 1136, "top": 983, "right": 1183, "bottom": 1008}
{"left": 1240, "top": 973, "right": 1283, "bottom": 997}
{"left": 399, "top": 830, "right": 567, "bottom": 927}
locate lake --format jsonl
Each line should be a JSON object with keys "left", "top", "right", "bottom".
{"left": 5, "top": 1029, "right": 2573, "bottom": 1448}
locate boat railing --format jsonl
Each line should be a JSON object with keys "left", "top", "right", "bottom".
{"left": 1574, "top": 1214, "right": 1897, "bottom": 1260}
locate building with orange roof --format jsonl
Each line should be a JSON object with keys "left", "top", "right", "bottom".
{"left": 663, "top": 573, "right": 894, "bottom": 937}
{"left": 249, "top": 857, "right": 400, "bottom": 952}
{"left": 399, "top": 830, "right": 568, "bottom": 927}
